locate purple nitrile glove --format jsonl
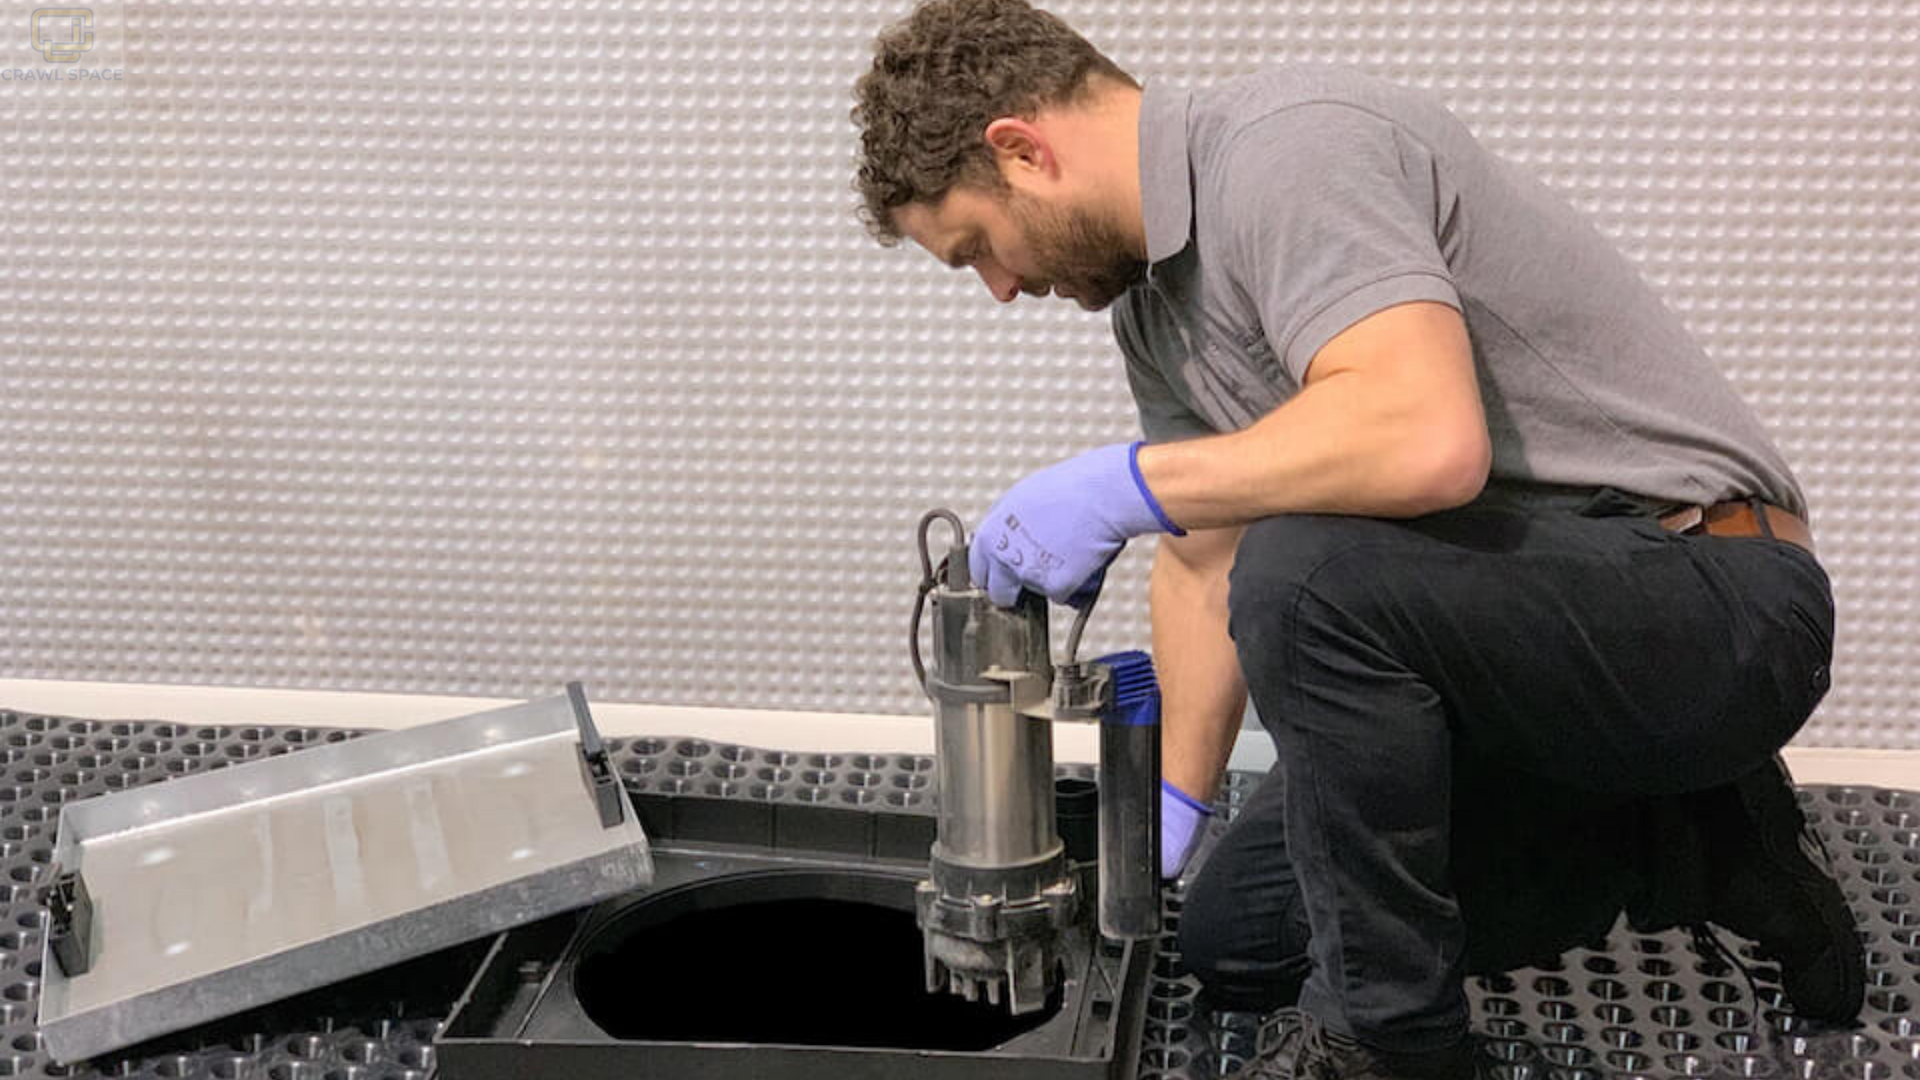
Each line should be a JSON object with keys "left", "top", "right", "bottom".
{"left": 1161, "top": 779, "right": 1214, "bottom": 881}
{"left": 968, "top": 441, "right": 1185, "bottom": 608}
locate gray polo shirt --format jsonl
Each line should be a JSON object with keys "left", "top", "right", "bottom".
{"left": 1114, "top": 68, "right": 1806, "bottom": 517}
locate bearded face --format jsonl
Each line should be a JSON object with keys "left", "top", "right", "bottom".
{"left": 1003, "top": 188, "right": 1147, "bottom": 311}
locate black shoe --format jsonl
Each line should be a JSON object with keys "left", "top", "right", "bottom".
{"left": 1231, "top": 1009, "right": 1474, "bottom": 1080}
{"left": 1703, "top": 756, "right": 1865, "bottom": 1024}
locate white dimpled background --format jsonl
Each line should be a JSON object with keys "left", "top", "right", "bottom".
{"left": 0, "top": 1, "right": 1914, "bottom": 746}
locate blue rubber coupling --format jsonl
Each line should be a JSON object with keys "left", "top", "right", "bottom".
{"left": 1095, "top": 650, "right": 1160, "bottom": 727}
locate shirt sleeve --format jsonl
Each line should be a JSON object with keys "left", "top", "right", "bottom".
{"left": 1218, "top": 103, "right": 1463, "bottom": 385}
{"left": 1112, "top": 290, "right": 1216, "bottom": 444}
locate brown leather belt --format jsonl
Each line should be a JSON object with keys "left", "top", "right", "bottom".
{"left": 1659, "top": 499, "right": 1815, "bottom": 557}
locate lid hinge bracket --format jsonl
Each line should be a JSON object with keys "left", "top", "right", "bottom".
{"left": 47, "top": 868, "right": 94, "bottom": 976}
{"left": 567, "top": 682, "right": 625, "bottom": 829}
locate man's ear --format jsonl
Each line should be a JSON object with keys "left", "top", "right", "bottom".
{"left": 983, "top": 117, "right": 1057, "bottom": 179}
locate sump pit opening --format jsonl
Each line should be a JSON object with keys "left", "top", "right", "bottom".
{"left": 573, "top": 869, "right": 1063, "bottom": 1051}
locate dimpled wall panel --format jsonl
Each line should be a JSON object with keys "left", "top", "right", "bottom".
{"left": 0, "top": 1, "right": 1914, "bottom": 746}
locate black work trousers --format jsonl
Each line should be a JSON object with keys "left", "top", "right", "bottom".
{"left": 1178, "top": 496, "right": 1834, "bottom": 1052}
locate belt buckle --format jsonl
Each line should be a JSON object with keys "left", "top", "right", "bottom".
{"left": 1660, "top": 505, "right": 1706, "bottom": 535}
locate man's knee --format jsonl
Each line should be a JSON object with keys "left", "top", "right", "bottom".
{"left": 1226, "top": 514, "right": 1401, "bottom": 658}
{"left": 1230, "top": 513, "right": 1356, "bottom": 608}
{"left": 1177, "top": 857, "right": 1312, "bottom": 1012}
{"left": 1175, "top": 865, "right": 1238, "bottom": 989}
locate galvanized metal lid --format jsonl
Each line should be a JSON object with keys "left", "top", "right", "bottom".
{"left": 37, "top": 684, "right": 654, "bottom": 1063}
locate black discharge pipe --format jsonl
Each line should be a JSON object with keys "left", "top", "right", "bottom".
{"left": 1049, "top": 648, "right": 1163, "bottom": 942}
{"left": 1094, "top": 650, "right": 1162, "bottom": 941}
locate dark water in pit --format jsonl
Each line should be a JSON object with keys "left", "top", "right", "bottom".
{"left": 574, "top": 886, "right": 1063, "bottom": 1050}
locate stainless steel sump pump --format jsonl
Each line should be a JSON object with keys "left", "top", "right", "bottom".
{"left": 911, "top": 510, "right": 1163, "bottom": 1015}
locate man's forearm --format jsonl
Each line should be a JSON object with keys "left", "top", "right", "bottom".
{"left": 1152, "top": 529, "right": 1248, "bottom": 803}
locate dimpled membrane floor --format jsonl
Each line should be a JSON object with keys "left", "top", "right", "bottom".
{"left": 0, "top": 711, "right": 1913, "bottom": 1079}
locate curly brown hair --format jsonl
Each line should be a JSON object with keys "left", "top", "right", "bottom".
{"left": 851, "top": 0, "right": 1136, "bottom": 244}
